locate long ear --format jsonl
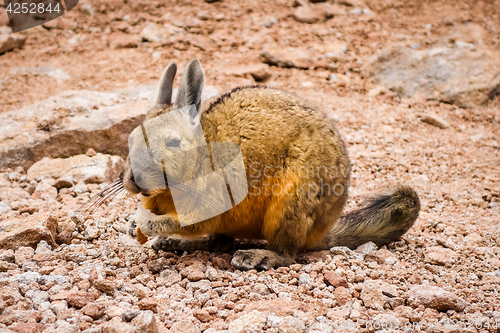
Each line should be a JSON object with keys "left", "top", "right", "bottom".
{"left": 176, "top": 59, "right": 204, "bottom": 112}
{"left": 156, "top": 63, "right": 177, "bottom": 106}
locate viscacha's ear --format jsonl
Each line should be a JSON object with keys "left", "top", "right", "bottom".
{"left": 156, "top": 63, "right": 177, "bottom": 106}
{"left": 176, "top": 59, "right": 204, "bottom": 112}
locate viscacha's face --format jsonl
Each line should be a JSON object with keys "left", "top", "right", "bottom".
{"left": 122, "top": 104, "right": 209, "bottom": 199}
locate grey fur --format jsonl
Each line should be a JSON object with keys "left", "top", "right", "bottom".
{"left": 176, "top": 59, "right": 204, "bottom": 112}
{"left": 156, "top": 63, "right": 177, "bottom": 106}
{"left": 321, "top": 185, "right": 420, "bottom": 249}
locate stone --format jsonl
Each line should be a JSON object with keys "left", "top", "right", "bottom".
{"left": 193, "top": 308, "right": 211, "bottom": 322}
{"left": 0, "top": 249, "right": 15, "bottom": 262}
{"left": 0, "top": 214, "right": 57, "bottom": 250}
{"left": 261, "top": 17, "right": 277, "bottom": 28}
{"left": 86, "top": 148, "right": 97, "bottom": 157}
{"left": 420, "top": 114, "right": 450, "bottom": 129}
{"left": 140, "top": 23, "right": 170, "bottom": 42}
{"left": 14, "top": 246, "right": 34, "bottom": 265}
{"left": 407, "top": 285, "right": 466, "bottom": 312}
{"left": 298, "top": 273, "right": 311, "bottom": 285}
{"left": 424, "top": 246, "right": 458, "bottom": 266}
{"left": 107, "top": 305, "right": 126, "bottom": 318}
{"left": 449, "top": 23, "right": 486, "bottom": 44}
{"left": 107, "top": 32, "right": 141, "bottom": 48}
{"left": 8, "top": 323, "right": 45, "bottom": 333}
{"left": 326, "top": 307, "right": 350, "bottom": 321}
{"left": 0, "top": 9, "right": 9, "bottom": 26}
{"left": 0, "top": 188, "right": 30, "bottom": 203}
{"left": 102, "top": 322, "right": 136, "bottom": 333}
{"left": 0, "top": 85, "right": 219, "bottom": 169}
{"left": 367, "top": 86, "right": 388, "bottom": 97}
{"left": 34, "top": 178, "right": 58, "bottom": 201}
{"left": 173, "top": 16, "right": 199, "bottom": 27}
{"left": 42, "top": 17, "right": 75, "bottom": 30}
{"left": 79, "top": 4, "right": 94, "bottom": 16}
{"left": 187, "top": 269, "right": 205, "bottom": 282}
{"left": 93, "top": 279, "right": 116, "bottom": 295}
{"left": 324, "top": 272, "right": 348, "bottom": 288}
{"left": 169, "top": 319, "right": 201, "bottom": 333}
{"left": 365, "top": 249, "right": 397, "bottom": 265}
{"left": 292, "top": 4, "right": 332, "bottom": 23}
{"left": 137, "top": 298, "right": 158, "bottom": 312}
{"left": 330, "top": 246, "right": 364, "bottom": 260}
{"left": 131, "top": 310, "right": 158, "bottom": 333}
{"left": 253, "top": 283, "right": 270, "bottom": 295}
{"left": 122, "top": 309, "right": 141, "bottom": 322}
{"left": 228, "top": 310, "right": 265, "bottom": 333}
{"left": 360, "top": 280, "right": 399, "bottom": 310}
{"left": 366, "top": 45, "right": 500, "bottom": 108}
{"left": 355, "top": 241, "right": 377, "bottom": 255}
{"left": 0, "top": 261, "right": 17, "bottom": 272}
{"left": 333, "top": 286, "right": 351, "bottom": 306}
{"left": 205, "top": 266, "right": 218, "bottom": 281}
{"left": 53, "top": 177, "right": 74, "bottom": 189}
{"left": 0, "top": 201, "right": 11, "bottom": 215}
{"left": 261, "top": 46, "right": 314, "bottom": 69}
{"left": 0, "top": 34, "right": 26, "bottom": 54}
{"left": 27, "top": 154, "right": 123, "bottom": 184}
{"left": 224, "top": 64, "right": 271, "bottom": 82}
{"left": 54, "top": 321, "right": 79, "bottom": 333}
{"left": 243, "top": 299, "right": 309, "bottom": 316}
{"left": 67, "top": 291, "right": 95, "bottom": 308}
{"left": 9, "top": 66, "right": 71, "bottom": 80}
{"left": 81, "top": 303, "right": 105, "bottom": 320}
{"left": 187, "top": 35, "right": 212, "bottom": 51}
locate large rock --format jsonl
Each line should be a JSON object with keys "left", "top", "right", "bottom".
{"left": 140, "top": 23, "right": 170, "bottom": 42}
{"left": 0, "top": 34, "right": 26, "bottom": 54}
{"left": 424, "top": 246, "right": 458, "bottom": 266}
{"left": 107, "top": 32, "right": 141, "bottom": 48}
{"left": 228, "top": 310, "right": 266, "bottom": 333}
{"left": 27, "top": 153, "right": 124, "bottom": 185}
{"left": 0, "top": 85, "right": 219, "bottom": 169}
{"left": 224, "top": 64, "right": 271, "bottom": 82}
{"left": 9, "top": 66, "right": 71, "bottom": 80}
{"left": 407, "top": 285, "right": 466, "bottom": 312}
{"left": 261, "top": 46, "right": 314, "bottom": 69}
{"left": 360, "top": 280, "right": 400, "bottom": 310}
{"left": 132, "top": 310, "right": 159, "bottom": 333}
{"left": 292, "top": 4, "right": 332, "bottom": 23}
{"left": 366, "top": 45, "right": 500, "bottom": 108}
{"left": 0, "top": 213, "right": 58, "bottom": 250}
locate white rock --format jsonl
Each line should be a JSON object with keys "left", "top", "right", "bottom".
{"left": 228, "top": 310, "right": 265, "bottom": 333}
{"left": 0, "top": 201, "right": 11, "bottom": 215}
{"left": 9, "top": 66, "right": 71, "bottom": 80}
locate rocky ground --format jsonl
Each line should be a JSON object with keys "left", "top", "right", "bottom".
{"left": 0, "top": 0, "right": 500, "bottom": 332}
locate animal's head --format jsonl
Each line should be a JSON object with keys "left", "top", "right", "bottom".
{"left": 123, "top": 59, "right": 210, "bottom": 198}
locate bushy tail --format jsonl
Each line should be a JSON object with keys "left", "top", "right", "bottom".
{"left": 323, "top": 185, "right": 420, "bottom": 249}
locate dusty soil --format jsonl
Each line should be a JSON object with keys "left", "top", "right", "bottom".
{"left": 0, "top": 0, "right": 500, "bottom": 332}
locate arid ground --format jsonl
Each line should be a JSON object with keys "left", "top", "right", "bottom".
{"left": 0, "top": 0, "right": 499, "bottom": 332}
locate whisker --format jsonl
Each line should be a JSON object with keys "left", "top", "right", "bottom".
{"left": 166, "top": 177, "right": 234, "bottom": 210}
{"left": 75, "top": 179, "right": 125, "bottom": 220}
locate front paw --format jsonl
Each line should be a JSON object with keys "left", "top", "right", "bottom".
{"left": 127, "top": 218, "right": 150, "bottom": 245}
{"left": 127, "top": 219, "right": 139, "bottom": 238}
{"left": 231, "top": 249, "right": 294, "bottom": 271}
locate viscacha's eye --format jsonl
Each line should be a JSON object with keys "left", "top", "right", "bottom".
{"left": 165, "top": 137, "right": 181, "bottom": 148}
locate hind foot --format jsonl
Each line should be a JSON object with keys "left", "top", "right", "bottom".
{"left": 231, "top": 249, "right": 295, "bottom": 271}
